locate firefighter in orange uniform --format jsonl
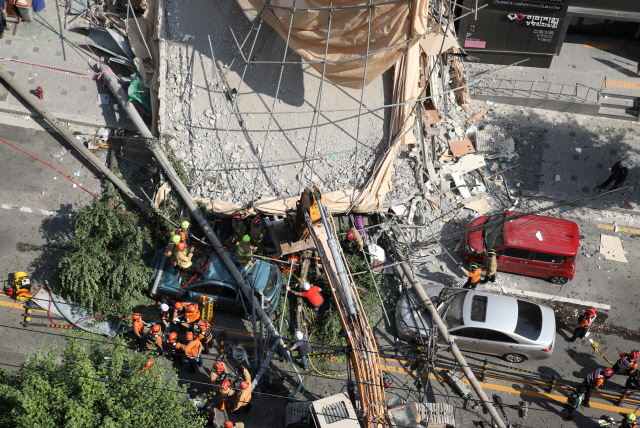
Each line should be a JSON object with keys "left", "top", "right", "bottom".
{"left": 184, "top": 304, "right": 201, "bottom": 331}
{"left": 230, "top": 366, "right": 252, "bottom": 413}
{"left": 197, "top": 321, "right": 214, "bottom": 355}
{"left": 183, "top": 331, "right": 203, "bottom": 373}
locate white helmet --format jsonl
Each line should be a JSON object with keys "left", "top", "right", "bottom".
{"left": 621, "top": 160, "right": 629, "bottom": 167}
{"left": 303, "top": 282, "right": 311, "bottom": 291}
{"left": 295, "top": 331, "right": 304, "bottom": 340}
{"left": 160, "top": 303, "right": 169, "bottom": 312}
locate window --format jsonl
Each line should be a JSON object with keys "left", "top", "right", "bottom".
{"left": 501, "top": 247, "right": 531, "bottom": 260}
{"left": 532, "top": 252, "right": 567, "bottom": 264}
{"left": 262, "top": 265, "right": 279, "bottom": 298}
{"left": 441, "top": 291, "right": 468, "bottom": 329}
{"left": 470, "top": 296, "right": 488, "bottom": 322}
{"left": 452, "top": 328, "right": 486, "bottom": 340}
{"left": 515, "top": 300, "right": 543, "bottom": 341}
{"left": 484, "top": 212, "right": 507, "bottom": 250}
{"left": 217, "top": 286, "right": 237, "bottom": 300}
{"left": 191, "top": 283, "right": 223, "bottom": 296}
{"left": 483, "top": 330, "right": 519, "bottom": 344}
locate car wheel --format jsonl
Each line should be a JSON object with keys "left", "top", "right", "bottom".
{"left": 503, "top": 353, "right": 526, "bottom": 363}
{"left": 549, "top": 276, "right": 569, "bottom": 285}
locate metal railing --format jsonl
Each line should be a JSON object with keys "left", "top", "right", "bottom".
{"left": 471, "top": 78, "right": 602, "bottom": 104}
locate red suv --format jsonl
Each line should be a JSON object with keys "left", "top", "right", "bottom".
{"left": 463, "top": 212, "right": 579, "bottom": 284}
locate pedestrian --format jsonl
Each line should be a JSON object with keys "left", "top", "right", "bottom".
{"left": 0, "top": 0, "right": 9, "bottom": 39}
{"left": 210, "top": 361, "right": 231, "bottom": 386}
{"left": 167, "top": 234, "right": 182, "bottom": 256}
{"left": 165, "top": 332, "right": 184, "bottom": 366}
{"left": 223, "top": 235, "right": 240, "bottom": 253}
{"left": 582, "top": 367, "right": 613, "bottom": 407}
{"left": 230, "top": 366, "right": 252, "bottom": 413}
{"left": 462, "top": 263, "right": 482, "bottom": 289}
{"left": 563, "top": 385, "right": 586, "bottom": 421}
{"left": 621, "top": 413, "right": 638, "bottom": 428}
{"left": 566, "top": 307, "right": 597, "bottom": 342}
{"left": 624, "top": 371, "right": 640, "bottom": 393}
{"left": 347, "top": 228, "right": 364, "bottom": 252}
{"left": 183, "top": 304, "right": 201, "bottom": 331}
{"left": 171, "top": 302, "right": 185, "bottom": 328}
{"left": 196, "top": 321, "right": 214, "bottom": 355}
{"left": 613, "top": 351, "right": 639, "bottom": 376}
{"left": 286, "top": 325, "right": 311, "bottom": 371}
{"left": 597, "top": 160, "right": 628, "bottom": 190}
{"left": 160, "top": 303, "right": 171, "bottom": 333}
{"left": 218, "top": 380, "right": 234, "bottom": 410}
{"left": 250, "top": 217, "right": 264, "bottom": 256}
{"left": 183, "top": 331, "right": 203, "bottom": 374}
{"left": 286, "top": 282, "right": 324, "bottom": 316}
{"left": 236, "top": 235, "right": 253, "bottom": 268}
{"left": 144, "top": 324, "right": 163, "bottom": 350}
{"left": 172, "top": 243, "right": 205, "bottom": 277}
{"left": 479, "top": 249, "right": 498, "bottom": 283}
{"left": 224, "top": 421, "right": 245, "bottom": 428}
{"left": 132, "top": 313, "right": 145, "bottom": 346}
{"left": 232, "top": 212, "right": 246, "bottom": 237}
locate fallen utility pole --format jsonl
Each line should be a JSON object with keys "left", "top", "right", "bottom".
{"left": 0, "top": 66, "right": 148, "bottom": 212}
{"left": 385, "top": 232, "right": 507, "bottom": 428}
{"left": 97, "top": 63, "right": 303, "bottom": 394}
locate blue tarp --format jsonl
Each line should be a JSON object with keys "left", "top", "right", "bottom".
{"left": 32, "top": 0, "right": 46, "bottom": 12}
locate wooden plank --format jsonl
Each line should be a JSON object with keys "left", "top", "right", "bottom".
{"left": 421, "top": 101, "right": 440, "bottom": 127}
{"left": 466, "top": 108, "right": 487, "bottom": 125}
{"left": 624, "top": 198, "right": 635, "bottom": 209}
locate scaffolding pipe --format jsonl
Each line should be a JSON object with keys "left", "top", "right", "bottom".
{"left": 0, "top": 66, "right": 148, "bottom": 212}
{"left": 97, "top": 63, "right": 304, "bottom": 395}
{"left": 388, "top": 242, "right": 507, "bottom": 428}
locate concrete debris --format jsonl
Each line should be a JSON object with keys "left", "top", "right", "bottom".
{"left": 446, "top": 154, "right": 486, "bottom": 176}
{"left": 390, "top": 205, "right": 408, "bottom": 216}
{"left": 600, "top": 234, "right": 628, "bottom": 263}
{"left": 451, "top": 171, "right": 471, "bottom": 198}
{"left": 461, "top": 194, "right": 491, "bottom": 214}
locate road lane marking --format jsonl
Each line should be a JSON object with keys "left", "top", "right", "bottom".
{"left": 482, "top": 284, "right": 610, "bottom": 310}
{"left": 598, "top": 224, "right": 640, "bottom": 234}
{"left": 1, "top": 203, "right": 71, "bottom": 217}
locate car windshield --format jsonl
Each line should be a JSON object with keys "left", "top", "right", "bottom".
{"left": 262, "top": 265, "right": 279, "bottom": 298}
{"left": 484, "top": 212, "right": 507, "bottom": 251}
{"left": 515, "top": 300, "right": 543, "bottom": 340}
{"left": 439, "top": 290, "right": 467, "bottom": 329}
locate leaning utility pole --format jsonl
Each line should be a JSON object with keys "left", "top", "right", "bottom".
{"left": 386, "top": 233, "right": 507, "bottom": 428}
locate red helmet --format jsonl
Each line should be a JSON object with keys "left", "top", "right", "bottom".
{"left": 225, "top": 422, "right": 234, "bottom": 428}
{"left": 229, "top": 235, "right": 237, "bottom": 244}
{"left": 347, "top": 231, "right": 355, "bottom": 240}
{"left": 198, "top": 321, "right": 207, "bottom": 330}
{"left": 215, "top": 362, "right": 225, "bottom": 373}
{"left": 604, "top": 368, "right": 614, "bottom": 377}
{"left": 240, "top": 381, "right": 249, "bottom": 390}
{"left": 132, "top": 313, "right": 141, "bottom": 320}
{"left": 588, "top": 307, "right": 597, "bottom": 315}
{"left": 221, "top": 380, "right": 230, "bottom": 390}
{"left": 186, "top": 332, "right": 194, "bottom": 341}
{"left": 187, "top": 304, "right": 197, "bottom": 313}
{"left": 631, "top": 351, "right": 640, "bottom": 361}
{"left": 152, "top": 324, "right": 161, "bottom": 333}
{"left": 252, "top": 217, "right": 261, "bottom": 225}
{"left": 169, "top": 332, "right": 177, "bottom": 341}
{"left": 177, "top": 242, "right": 186, "bottom": 251}
{"left": 233, "top": 213, "right": 242, "bottom": 220}
{"left": 174, "top": 302, "right": 183, "bottom": 310}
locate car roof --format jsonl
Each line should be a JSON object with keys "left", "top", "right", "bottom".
{"left": 462, "top": 290, "right": 518, "bottom": 332}
{"left": 503, "top": 212, "right": 579, "bottom": 255}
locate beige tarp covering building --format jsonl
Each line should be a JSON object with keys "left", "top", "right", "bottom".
{"left": 201, "top": 0, "right": 430, "bottom": 215}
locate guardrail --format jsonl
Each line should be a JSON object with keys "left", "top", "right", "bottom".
{"left": 471, "top": 78, "right": 602, "bottom": 105}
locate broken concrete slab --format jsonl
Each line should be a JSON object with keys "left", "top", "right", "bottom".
{"left": 460, "top": 193, "right": 490, "bottom": 214}
{"left": 451, "top": 171, "right": 471, "bottom": 198}
{"left": 446, "top": 154, "right": 486, "bottom": 176}
{"left": 600, "top": 234, "right": 628, "bottom": 263}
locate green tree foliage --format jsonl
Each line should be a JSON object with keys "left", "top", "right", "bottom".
{"left": 0, "top": 336, "right": 204, "bottom": 428}
{"left": 53, "top": 194, "right": 153, "bottom": 314}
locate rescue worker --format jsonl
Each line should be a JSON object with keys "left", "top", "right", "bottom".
{"left": 613, "top": 350, "right": 639, "bottom": 376}
{"left": 582, "top": 367, "right": 613, "bottom": 407}
{"left": 286, "top": 281, "right": 323, "bottom": 316}
{"left": 567, "top": 307, "right": 597, "bottom": 342}
{"left": 171, "top": 302, "right": 185, "bottom": 328}
{"left": 597, "top": 160, "right": 629, "bottom": 190}
{"left": 223, "top": 235, "right": 240, "bottom": 253}
{"left": 621, "top": 413, "right": 638, "bottom": 428}
{"left": 196, "top": 320, "right": 214, "bottom": 355}
{"left": 224, "top": 421, "right": 245, "bottom": 428}
{"left": 165, "top": 332, "right": 184, "bottom": 366}
{"left": 463, "top": 263, "right": 482, "bottom": 289}
{"left": 179, "top": 221, "right": 191, "bottom": 239}
{"left": 347, "top": 228, "right": 364, "bottom": 252}
{"left": 172, "top": 242, "right": 205, "bottom": 277}
{"left": 236, "top": 235, "right": 253, "bottom": 268}
{"left": 230, "top": 366, "right": 252, "bottom": 413}
{"left": 184, "top": 304, "right": 201, "bottom": 331}
{"left": 186, "top": 387, "right": 204, "bottom": 409}
{"left": 132, "top": 313, "right": 145, "bottom": 345}
{"left": 479, "top": 249, "right": 498, "bottom": 283}
{"left": 250, "top": 217, "right": 264, "bottom": 255}
{"left": 145, "top": 324, "right": 163, "bottom": 350}
{"left": 563, "top": 385, "right": 586, "bottom": 422}
{"left": 232, "top": 212, "right": 246, "bottom": 237}
{"left": 286, "top": 324, "right": 311, "bottom": 371}
{"left": 210, "top": 361, "right": 231, "bottom": 386}
{"left": 183, "top": 331, "right": 203, "bottom": 374}
{"left": 624, "top": 371, "right": 640, "bottom": 393}
{"left": 160, "top": 303, "right": 170, "bottom": 333}
{"left": 218, "top": 379, "right": 235, "bottom": 410}
{"left": 167, "top": 234, "right": 182, "bottom": 256}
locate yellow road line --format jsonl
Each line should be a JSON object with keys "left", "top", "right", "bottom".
{"left": 598, "top": 224, "right": 640, "bottom": 234}
{"left": 604, "top": 79, "right": 640, "bottom": 91}
{"left": 583, "top": 41, "right": 619, "bottom": 51}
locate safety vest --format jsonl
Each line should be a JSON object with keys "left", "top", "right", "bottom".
{"left": 184, "top": 309, "right": 200, "bottom": 323}
{"left": 166, "top": 340, "right": 181, "bottom": 352}
{"left": 619, "top": 355, "right": 636, "bottom": 371}
{"left": 171, "top": 308, "right": 183, "bottom": 322}
{"left": 145, "top": 332, "right": 161, "bottom": 348}
{"left": 581, "top": 313, "right": 596, "bottom": 328}
{"left": 198, "top": 327, "right": 213, "bottom": 343}
{"left": 587, "top": 368, "right": 607, "bottom": 386}
{"left": 133, "top": 320, "right": 144, "bottom": 335}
